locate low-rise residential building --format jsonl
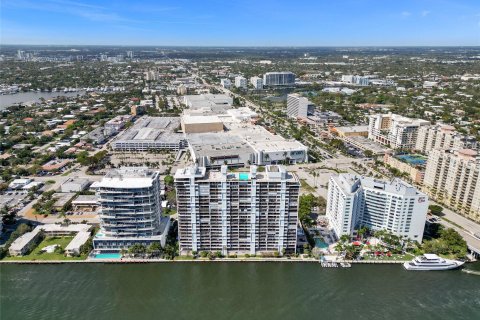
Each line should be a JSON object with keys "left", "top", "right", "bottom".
{"left": 9, "top": 224, "right": 92, "bottom": 256}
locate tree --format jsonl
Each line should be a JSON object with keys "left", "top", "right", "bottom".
{"left": 164, "top": 175, "right": 174, "bottom": 186}
{"left": 128, "top": 244, "right": 147, "bottom": 256}
{"left": 80, "top": 238, "right": 93, "bottom": 255}
{"left": 364, "top": 150, "right": 373, "bottom": 158}
{"left": 429, "top": 205, "right": 443, "bottom": 216}
{"left": 147, "top": 242, "right": 163, "bottom": 257}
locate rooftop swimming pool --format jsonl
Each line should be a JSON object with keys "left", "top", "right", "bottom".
{"left": 93, "top": 253, "right": 122, "bottom": 259}
{"left": 396, "top": 154, "right": 427, "bottom": 166}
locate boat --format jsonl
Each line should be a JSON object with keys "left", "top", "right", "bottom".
{"left": 403, "top": 254, "right": 464, "bottom": 271}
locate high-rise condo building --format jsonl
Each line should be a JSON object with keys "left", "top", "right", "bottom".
{"left": 327, "top": 174, "right": 428, "bottom": 242}
{"left": 93, "top": 167, "right": 170, "bottom": 252}
{"left": 234, "top": 76, "right": 247, "bottom": 89}
{"left": 174, "top": 165, "right": 300, "bottom": 255}
{"left": 286, "top": 93, "right": 315, "bottom": 119}
{"left": 250, "top": 76, "right": 263, "bottom": 89}
{"left": 423, "top": 149, "right": 480, "bottom": 222}
{"left": 415, "top": 124, "right": 477, "bottom": 154}
{"left": 368, "top": 113, "right": 430, "bottom": 150}
{"left": 263, "top": 72, "right": 295, "bottom": 86}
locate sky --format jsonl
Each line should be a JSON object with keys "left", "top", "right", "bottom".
{"left": 1, "top": 0, "right": 479, "bottom": 46}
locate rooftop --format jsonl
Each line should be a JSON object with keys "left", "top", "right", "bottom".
{"left": 333, "top": 174, "right": 425, "bottom": 197}
{"left": 99, "top": 167, "right": 159, "bottom": 189}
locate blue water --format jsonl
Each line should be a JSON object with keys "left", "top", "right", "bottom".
{"left": 396, "top": 154, "right": 427, "bottom": 165}
{"left": 314, "top": 238, "right": 329, "bottom": 249}
{"left": 93, "top": 253, "right": 122, "bottom": 259}
{"left": 239, "top": 173, "right": 249, "bottom": 180}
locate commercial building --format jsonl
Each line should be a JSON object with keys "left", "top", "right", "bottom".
{"left": 225, "top": 122, "right": 308, "bottom": 165}
{"left": 234, "top": 76, "right": 247, "bottom": 89}
{"left": 8, "top": 178, "right": 33, "bottom": 190}
{"left": 72, "top": 195, "right": 99, "bottom": 212}
{"left": 331, "top": 126, "right": 369, "bottom": 138}
{"left": 60, "top": 178, "right": 91, "bottom": 193}
{"left": 263, "top": 72, "right": 295, "bottom": 86}
{"left": 343, "top": 136, "right": 390, "bottom": 156}
{"left": 175, "top": 165, "right": 300, "bottom": 255}
{"left": 368, "top": 113, "right": 430, "bottom": 150}
{"left": 181, "top": 115, "right": 224, "bottom": 133}
{"left": 415, "top": 124, "right": 477, "bottom": 154}
{"left": 183, "top": 94, "right": 233, "bottom": 111}
{"left": 220, "top": 79, "right": 231, "bottom": 89}
{"left": 250, "top": 76, "right": 263, "bottom": 89}
{"left": 286, "top": 93, "right": 315, "bottom": 119}
{"left": 423, "top": 149, "right": 480, "bottom": 222}
{"left": 186, "top": 133, "right": 255, "bottom": 168}
{"left": 327, "top": 174, "right": 428, "bottom": 242}
{"left": 112, "top": 116, "right": 187, "bottom": 151}
{"left": 93, "top": 167, "right": 170, "bottom": 252}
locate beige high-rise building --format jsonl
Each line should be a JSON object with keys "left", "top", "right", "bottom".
{"left": 423, "top": 149, "right": 480, "bottom": 222}
{"left": 368, "top": 113, "right": 430, "bottom": 150}
{"left": 415, "top": 124, "right": 477, "bottom": 154}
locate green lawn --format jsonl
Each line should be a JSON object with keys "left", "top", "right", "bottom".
{"left": 4, "top": 236, "right": 88, "bottom": 261}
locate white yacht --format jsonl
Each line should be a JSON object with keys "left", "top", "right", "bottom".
{"left": 403, "top": 254, "right": 464, "bottom": 271}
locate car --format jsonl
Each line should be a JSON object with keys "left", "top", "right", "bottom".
{"left": 474, "top": 232, "right": 480, "bottom": 240}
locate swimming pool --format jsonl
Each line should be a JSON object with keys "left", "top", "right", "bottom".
{"left": 314, "top": 238, "right": 329, "bottom": 249}
{"left": 396, "top": 154, "right": 427, "bottom": 166}
{"left": 239, "top": 173, "right": 249, "bottom": 180}
{"left": 93, "top": 253, "right": 122, "bottom": 259}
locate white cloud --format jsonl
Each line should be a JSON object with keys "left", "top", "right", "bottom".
{"left": 421, "top": 10, "right": 431, "bottom": 17}
{"left": 401, "top": 11, "right": 411, "bottom": 17}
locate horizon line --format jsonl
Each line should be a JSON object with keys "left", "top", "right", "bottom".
{"left": 3, "top": 44, "right": 480, "bottom": 48}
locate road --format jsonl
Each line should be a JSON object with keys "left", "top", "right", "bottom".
{"left": 439, "top": 218, "right": 480, "bottom": 254}
{"left": 431, "top": 201, "right": 480, "bottom": 253}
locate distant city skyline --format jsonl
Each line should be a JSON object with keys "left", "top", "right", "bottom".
{"left": 1, "top": 0, "right": 480, "bottom": 46}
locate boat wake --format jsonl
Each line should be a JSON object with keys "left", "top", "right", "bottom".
{"left": 461, "top": 269, "right": 480, "bottom": 276}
